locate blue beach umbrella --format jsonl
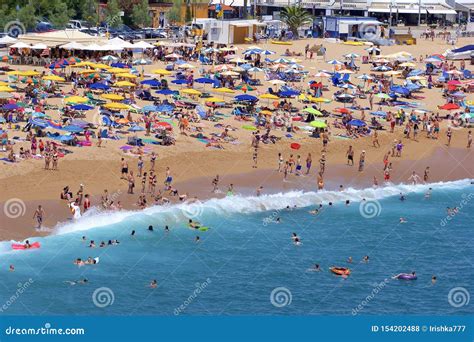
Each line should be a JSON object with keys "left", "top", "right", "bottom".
{"left": 142, "top": 105, "right": 159, "bottom": 112}
{"left": 62, "top": 125, "right": 83, "bottom": 133}
{"left": 234, "top": 94, "right": 258, "bottom": 102}
{"left": 171, "top": 79, "right": 188, "bottom": 85}
{"left": 156, "top": 104, "right": 174, "bottom": 113}
{"left": 71, "top": 104, "right": 94, "bottom": 111}
{"left": 128, "top": 125, "right": 145, "bottom": 132}
{"left": 195, "top": 77, "right": 214, "bottom": 84}
{"left": 156, "top": 89, "right": 178, "bottom": 95}
{"left": 141, "top": 79, "right": 161, "bottom": 87}
{"left": 89, "top": 83, "right": 110, "bottom": 90}
{"left": 348, "top": 119, "right": 366, "bottom": 127}
{"left": 2, "top": 103, "right": 19, "bottom": 110}
{"left": 371, "top": 111, "right": 387, "bottom": 117}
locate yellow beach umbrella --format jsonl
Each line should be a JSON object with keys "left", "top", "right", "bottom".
{"left": 116, "top": 73, "right": 137, "bottom": 79}
{"left": 181, "top": 88, "right": 202, "bottom": 96}
{"left": 309, "top": 96, "right": 331, "bottom": 103}
{"left": 65, "top": 96, "right": 88, "bottom": 104}
{"left": 104, "top": 102, "right": 130, "bottom": 110}
{"left": 259, "top": 93, "right": 279, "bottom": 100}
{"left": 152, "top": 69, "right": 172, "bottom": 75}
{"left": 18, "top": 70, "right": 40, "bottom": 77}
{"left": 205, "top": 97, "right": 224, "bottom": 103}
{"left": 79, "top": 69, "right": 96, "bottom": 75}
{"left": 0, "top": 85, "right": 14, "bottom": 92}
{"left": 43, "top": 75, "right": 65, "bottom": 82}
{"left": 91, "top": 63, "right": 111, "bottom": 69}
{"left": 0, "top": 81, "right": 9, "bottom": 86}
{"left": 73, "top": 61, "right": 95, "bottom": 67}
{"left": 214, "top": 87, "right": 235, "bottom": 94}
{"left": 177, "top": 63, "right": 195, "bottom": 69}
{"left": 107, "top": 68, "right": 129, "bottom": 74}
{"left": 260, "top": 110, "right": 273, "bottom": 115}
{"left": 101, "top": 93, "right": 125, "bottom": 101}
{"left": 6, "top": 71, "right": 21, "bottom": 76}
{"left": 400, "top": 62, "right": 416, "bottom": 68}
{"left": 113, "top": 81, "right": 136, "bottom": 87}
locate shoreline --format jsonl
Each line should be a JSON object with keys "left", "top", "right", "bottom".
{"left": 1, "top": 146, "right": 472, "bottom": 242}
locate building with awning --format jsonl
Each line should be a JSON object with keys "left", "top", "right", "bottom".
{"left": 16, "top": 30, "right": 107, "bottom": 48}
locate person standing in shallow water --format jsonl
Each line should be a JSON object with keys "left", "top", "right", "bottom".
{"left": 358, "top": 151, "right": 366, "bottom": 172}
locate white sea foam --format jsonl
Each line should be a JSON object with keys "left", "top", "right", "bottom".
{"left": 3, "top": 179, "right": 472, "bottom": 248}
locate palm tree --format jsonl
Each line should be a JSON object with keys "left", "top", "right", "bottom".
{"left": 280, "top": 6, "right": 313, "bottom": 38}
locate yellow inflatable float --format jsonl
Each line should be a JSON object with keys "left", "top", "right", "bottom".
{"left": 270, "top": 40, "right": 293, "bottom": 46}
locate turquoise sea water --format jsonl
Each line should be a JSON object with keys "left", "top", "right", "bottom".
{"left": 0, "top": 180, "right": 472, "bottom": 315}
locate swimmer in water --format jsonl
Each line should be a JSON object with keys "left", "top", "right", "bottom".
{"left": 345, "top": 200, "right": 350, "bottom": 206}
{"left": 64, "top": 278, "right": 88, "bottom": 286}
{"left": 131, "top": 230, "right": 135, "bottom": 236}
{"left": 309, "top": 208, "right": 319, "bottom": 215}
{"left": 399, "top": 193, "right": 406, "bottom": 201}
{"left": 189, "top": 219, "right": 200, "bottom": 229}
{"left": 89, "top": 240, "right": 96, "bottom": 248}
{"left": 291, "top": 232, "right": 301, "bottom": 245}
{"left": 399, "top": 217, "right": 407, "bottom": 223}
{"left": 275, "top": 217, "right": 281, "bottom": 224}
{"left": 148, "top": 225, "right": 154, "bottom": 231}
{"left": 165, "top": 225, "right": 170, "bottom": 233}
{"left": 149, "top": 280, "right": 158, "bottom": 288}
{"left": 313, "top": 264, "right": 321, "bottom": 271}
{"left": 195, "top": 236, "right": 200, "bottom": 243}
{"left": 347, "top": 256, "right": 353, "bottom": 263}
{"left": 363, "top": 255, "right": 369, "bottom": 263}
{"left": 431, "top": 275, "right": 437, "bottom": 284}
{"left": 9, "top": 265, "right": 14, "bottom": 272}
{"left": 424, "top": 188, "right": 432, "bottom": 198}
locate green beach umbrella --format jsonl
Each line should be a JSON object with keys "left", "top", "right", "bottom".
{"left": 309, "top": 120, "right": 327, "bottom": 128}
{"left": 303, "top": 107, "right": 323, "bottom": 116}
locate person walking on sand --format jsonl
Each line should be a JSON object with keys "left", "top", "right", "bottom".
{"left": 346, "top": 146, "right": 354, "bottom": 166}
{"left": 150, "top": 152, "right": 157, "bottom": 171}
{"left": 137, "top": 156, "right": 144, "bottom": 177}
{"left": 121, "top": 158, "right": 128, "bottom": 179}
{"left": 33, "top": 205, "right": 45, "bottom": 229}
{"left": 467, "top": 130, "right": 472, "bottom": 148}
{"left": 212, "top": 175, "right": 219, "bottom": 193}
{"left": 372, "top": 130, "right": 380, "bottom": 148}
{"left": 128, "top": 171, "right": 135, "bottom": 194}
{"left": 305, "top": 153, "right": 312, "bottom": 174}
{"left": 423, "top": 167, "right": 430, "bottom": 183}
{"left": 358, "top": 150, "right": 366, "bottom": 172}
{"left": 319, "top": 154, "right": 326, "bottom": 175}
{"left": 278, "top": 153, "right": 284, "bottom": 172}
{"left": 446, "top": 127, "right": 452, "bottom": 146}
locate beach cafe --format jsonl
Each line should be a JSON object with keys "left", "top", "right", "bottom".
{"left": 323, "top": 16, "right": 382, "bottom": 40}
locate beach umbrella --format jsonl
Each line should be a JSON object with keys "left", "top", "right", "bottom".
{"left": 221, "top": 71, "right": 239, "bottom": 76}
{"left": 205, "top": 97, "right": 225, "bottom": 103}
{"left": 235, "top": 84, "right": 255, "bottom": 92}
{"left": 344, "top": 53, "right": 359, "bottom": 59}
{"left": 110, "top": 63, "right": 129, "bottom": 69}
{"left": 327, "top": 59, "right": 343, "bottom": 65}
{"left": 104, "top": 102, "right": 130, "bottom": 110}
{"left": 309, "top": 96, "right": 331, "bottom": 104}
{"left": 101, "top": 93, "right": 125, "bottom": 101}
{"left": 335, "top": 108, "right": 351, "bottom": 114}
{"left": 247, "top": 67, "right": 263, "bottom": 73}
{"left": 102, "top": 55, "right": 119, "bottom": 62}
{"left": 268, "top": 80, "right": 286, "bottom": 86}
{"left": 309, "top": 120, "right": 327, "bottom": 128}
{"left": 303, "top": 108, "right": 322, "bottom": 116}
{"left": 152, "top": 69, "right": 172, "bottom": 76}
{"left": 195, "top": 77, "right": 214, "bottom": 84}
{"left": 48, "top": 62, "right": 65, "bottom": 69}
{"left": 399, "top": 62, "right": 416, "bottom": 68}
{"left": 62, "top": 125, "right": 83, "bottom": 133}
{"left": 141, "top": 79, "right": 161, "bottom": 87}
{"left": 0, "top": 86, "right": 14, "bottom": 92}
{"left": 214, "top": 87, "right": 235, "bottom": 94}
{"left": 234, "top": 94, "right": 257, "bottom": 102}
{"left": 229, "top": 57, "right": 246, "bottom": 64}
{"left": 171, "top": 79, "right": 188, "bottom": 85}
{"left": 348, "top": 119, "right": 366, "bottom": 127}
{"left": 2, "top": 103, "right": 19, "bottom": 110}
{"left": 384, "top": 70, "right": 402, "bottom": 77}
{"left": 155, "top": 122, "right": 172, "bottom": 130}
{"left": 43, "top": 75, "right": 65, "bottom": 82}
{"left": 181, "top": 89, "right": 202, "bottom": 96}
{"left": 0, "top": 92, "right": 13, "bottom": 99}
{"left": 446, "top": 70, "right": 463, "bottom": 75}
{"left": 447, "top": 80, "right": 462, "bottom": 86}
{"left": 91, "top": 63, "right": 111, "bottom": 70}
{"left": 113, "top": 81, "right": 136, "bottom": 87}
{"left": 64, "top": 96, "right": 88, "bottom": 104}
{"left": 357, "top": 74, "right": 373, "bottom": 80}
{"left": 165, "top": 53, "right": 182, "bottom": 59}
{"left": 339, "top": 84, "right": 355, "bottom": 89}
{"left": 156, "top": 89, "right": 178, "bottom": 95}
{"left": 371, "top": 111, "right": 387, "bottom": 117}
{"left": 89, "top": 83, "right": 110, "bottom": 90}
{"left": 273, "top": 58, "right": 290, "bottom": 64}
{"left": 116, "top": 73, "right": 137, "bottom": 79}
{"left": 260, "top": 50, "right": 276, "bottom": 55}
{"left": 438, "top": 103, "right": 460, "bottom": 110}
{"left": 71, "top": 104, "right": 94, "bottom": 111}
{"left": 142, "top": 105, "right": 159, "bottom": 112}
{"left": 376, "top": 93, "right": 391, "bottom": 99}
{"left": 259, "top": 94, "right": 279, "bottom": 100}
{"left": 177, "top": 63, "right": 196, "bottom": 69}
{"left": 0, "top": 81, "right": 8, "bottom": 87}
{"left": 133, "top": 58, "right": 151, "bottom": 65}
{"left": 314, "top": 72, "right": 331, "bottom": 78}
{"left": 128, "top": 125, "right": 145, "bottom": 132}
{"left": 374, "top": 65, "right": 392, "bottom": 72}
{"left": 156, "top": 104, "right": 174, "bottom": 112}
{"left": 279, "top": 90, "right": 300, "bottom": 97}
{"left": 366, "top": 47, "right": 381, "bottom": 53}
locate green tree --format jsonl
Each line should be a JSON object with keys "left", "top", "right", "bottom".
{"left": 80, "top": 0, "right": 99, "bottom": 25}
{"left": 167, "top": 0, "right": 182, "bottom": 24}
{"left": 280, "top": 6, "right": 313, "bottom": 37}
{"left": 17, "top": 1, "right": 37, "bottom": 31}
{"left": 48, "top": 0, "right": 71, "bottom": 28}
{"left": 185, "top": 0, "right": 192, "bottom": 23}
{"left": 106, "top": 0, "right": 122, "bottom": 28}
{"left": 131, "top": 0, "right": 151, "bottom": 28}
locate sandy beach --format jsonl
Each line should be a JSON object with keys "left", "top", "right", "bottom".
{"left": 0, "top": 36, "right": 473, "bottom": 240}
